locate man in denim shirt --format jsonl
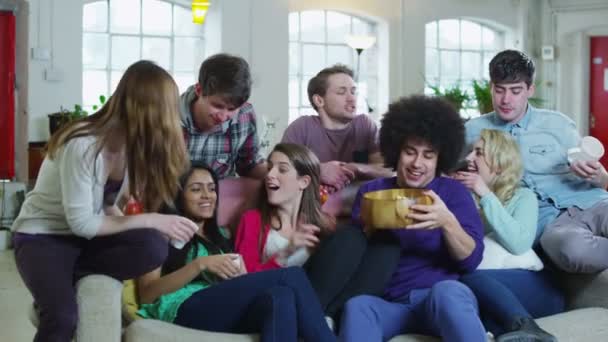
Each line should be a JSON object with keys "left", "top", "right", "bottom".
{"left": 465, "top": 50, "right": 608, "bottom": 273}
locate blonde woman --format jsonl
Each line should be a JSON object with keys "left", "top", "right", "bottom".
{"left": 455, "top": 129, "right": 563, "bottom": 342}
{"left": 11, "top": 60, "right": 198, "bottom": 342}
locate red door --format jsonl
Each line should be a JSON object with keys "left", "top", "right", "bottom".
{"left": 0, "top": 11, "right": 16, "bottom": 180}
{"left": 590, "top": 37, "right": 608, "bottom": 168}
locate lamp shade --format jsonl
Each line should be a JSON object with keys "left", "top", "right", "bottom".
{"left": 192, "top": 0, "right": 210, "bottom": 24}
{"left": 345, "top": 34, "right": 376, "bottom": 51}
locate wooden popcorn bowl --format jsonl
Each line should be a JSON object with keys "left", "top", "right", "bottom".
{"left": 361, "top": 188, "right": 434, "bottom": 229}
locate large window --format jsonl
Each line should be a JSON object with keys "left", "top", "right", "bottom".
{"left": 425, "top": 19, "right": 503, "bottom": 118}
{"left": 289, "top": 10, "right": 379, "bottom": 123}
{"left": 82, "top": 0, "right": 205, "bottom": 108}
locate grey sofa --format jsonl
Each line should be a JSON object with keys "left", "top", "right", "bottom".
{"left": 51, "top": 269, "right": 608, "bottom": 342}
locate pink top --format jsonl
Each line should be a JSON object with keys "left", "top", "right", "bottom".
{"left": 234, "top": 209, "right": 283, "bottom": 272}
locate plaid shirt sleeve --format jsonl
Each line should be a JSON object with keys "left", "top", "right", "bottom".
{"left": 235, "top": 104, "right": 264, "bottom": 176}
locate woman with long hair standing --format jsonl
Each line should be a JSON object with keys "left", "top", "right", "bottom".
{"left": 11, "top": 60, "right": 198, "bottom": 342}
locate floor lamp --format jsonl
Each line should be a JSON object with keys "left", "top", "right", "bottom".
{"left": 346, "top": 34, "right": 376, "bottom": 113}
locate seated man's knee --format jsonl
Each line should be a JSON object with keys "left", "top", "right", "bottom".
{"left": 343, "top": 295, "right": 380, "bottom": 320}
{"left": 429, "top": 280, "right": 475, "bottom": 309}
{"left": 543, "top": 234, "right": 593, "bottom": 272}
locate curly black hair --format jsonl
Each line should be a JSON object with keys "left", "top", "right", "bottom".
{"left": 489, "top": 49, "right": 535, "bottom": 87}
{"left": 379, "top": 95, "right": 465, "bottom": 175}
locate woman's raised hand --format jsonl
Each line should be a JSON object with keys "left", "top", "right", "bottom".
{"left": 290, "top": 223, "right": 321, "bottom": 249}
{"left": 147, "top": 213, "right": 199, "bottom": 243}
{"left": 454, "top": 171, "right": 491, "bottom": 197}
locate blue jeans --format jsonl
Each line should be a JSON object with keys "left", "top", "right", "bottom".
{"left": 460, "top": 269, "right": 565, "bottom": 335}
{"left": 339, "top": 280, "right": 486, "bottom": 342}
{"left": 174, "top": 267, "right": 335, "bottom": 342}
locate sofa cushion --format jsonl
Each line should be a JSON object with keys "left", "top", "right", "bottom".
{"left": 558, "top": 269, "right": 608, "bottom": 310}
{"left": 124, "top": 319, "right": 258, "bottom": 342}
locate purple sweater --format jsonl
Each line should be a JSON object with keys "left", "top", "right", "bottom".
{"left": 352, "top": 176, "right": 484, "bottom": 301}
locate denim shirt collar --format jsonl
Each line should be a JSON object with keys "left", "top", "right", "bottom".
{"left": 491, "top": 104, "right": 534, "bottom": 131}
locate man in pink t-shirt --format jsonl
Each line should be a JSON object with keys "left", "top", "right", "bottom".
{"left": 282, "top": 65, "right": 393, "bottom": 192}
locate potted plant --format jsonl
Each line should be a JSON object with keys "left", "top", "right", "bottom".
{"left": 472, "top": 80, "right": 493, "bottom": 114}
{"left": 48, "top": 95, "right": 106, "bottom": 136}
{"left": 428, "top": 84, "right": 471, "bottom": 112}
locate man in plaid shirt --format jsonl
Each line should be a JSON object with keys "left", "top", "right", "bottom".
{"left": 180, "top": 54, "right": 267, "bottom": 179}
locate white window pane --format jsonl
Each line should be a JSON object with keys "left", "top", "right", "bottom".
{"left": 299, "top": 106, "right": 315, "bottom": 116}
{"left": 440, "top": 78, "right": 460, "bottom": 90}
{"left": 361, "top": 47, "right": 376, "bottom": 78}
{"left": 301, "top": 77, "right": 312, "bottom": 107}
{"left": 83, "top": 33, "right": 108, "bottom": 68}
{"left": 110, "top": 0, "right": 141, "bottom": 34}
{"left": 425, "top": 48, "right": 439, "bottom": 79}
{"left": 352, "top": 17, "right": 372, "bottom": 35}
{"left": 327, "top": 11, "right": 351, "bottom": 44}
{"left": 83, "top": 70, "right": 108, "bottom": 107}
{"left": 482, "top": 52, "right": 494, "bottom": 79}
{"left": 366, "top": 77, "right": 378, "bottom": 110}
{"left": 111, "top": 36, "right": 141, "bottom": 69}
{"left": 356, "top": 82, "right": 368, "bottom": 114}
{"left": 461, "top": 52, "right": 481, "bottom": 80}
{"left": 460, "top": 20, "right": 481, "bottom": 50}
{"left": 302, "top": 44, "right": 326, "bottom": 75}
{"left": 111, "top": 70, "right": 124, "bottom": 94}
{"left": 439, "top": 19, "right": 460, "bottom": 49}
{"left": 143, "top": 0, "right": 172, "bottom": 36}
{"left": 289, "top": 43, "right": 300, "bottom": 75}
{"left": 425, "top": 21, "right": 437, "bottom": 48}
{"left": 142, "top": 37, "right": 171, "bottom": 70}
{"left": 289, "top": 108, "right": 299, "bottom": 124}
{"left": 174, "top": 5, "right": 204, "bottom": 36}
{"left": 83, "top": 1, "right": 108, "bottom": 32}
{"left": 327, "top": 45, "right": 352, "bottom": 69}
{"left": 440, "top": 50, "right": 460, "bottom": 79}
{"left": 174, "top": 37, "right": 205, "bottom": 72}
{"left": 482, "top": 27, "right": 497, "bottom": 50}
{"left": 289, "top": 12, "right": 299, "bottom": 41}
{"left": 289, "top": 77, "right": 299, "bottom": 108}
{"left": 300, "top": 11, "right": 325, "bottom": 43}
{"left": 173, "top": 72, "right": 196, "bottom": 93}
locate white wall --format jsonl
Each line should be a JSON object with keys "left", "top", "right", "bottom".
{"left": 27, "top": 0, "right": 82, "bottom": 142}
{"left": 538, "top": 0, "right": 608, "bottom": 136}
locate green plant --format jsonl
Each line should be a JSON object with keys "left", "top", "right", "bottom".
{"left": 472, "top": 80, "right": 493, "bottom": 114}
{"left": 48, "top": 95, "right": 107, "bottom": 135}
{"left": 428, "top": 84, "right": 471, "bottom": 112}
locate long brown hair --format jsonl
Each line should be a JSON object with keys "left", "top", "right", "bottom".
{"left": 46, "top": 60, "right": 189, "bottom": 211}
{"left": 257, "top": 143, "right": 333, "bottom": 255}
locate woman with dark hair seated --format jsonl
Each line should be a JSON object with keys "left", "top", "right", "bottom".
{"left": 136, "top": 163, "right": 336, "bottom": 342}
{"left": 339, "top": 95, "right": 487, "bottom": 342}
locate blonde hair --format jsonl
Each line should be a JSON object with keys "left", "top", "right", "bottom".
{"left": 46, "top": 60, "right": 189, "bottom": 212}
{"left": 479, "top": 129, "right": 523, "bottom": 204}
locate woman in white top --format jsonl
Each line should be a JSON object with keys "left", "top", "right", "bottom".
{"left": 12, "top": 60, "right": 198, "bottom": 342}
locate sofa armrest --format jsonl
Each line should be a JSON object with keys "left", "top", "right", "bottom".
{"left": 559, "top": 269, "right": 608, "bottom": 310}
{"left": 75, "top": 275, "right": 123, "bottom": 342}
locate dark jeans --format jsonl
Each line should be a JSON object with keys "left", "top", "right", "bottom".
{"left": 304, "top": 226, "right": 401, "bottom": 318}
{"left": 460, "top": 269, "right": 565, "bottom": 336}
{"left": 174, "top": 267, "right": 336, "bottom": 342}
{"left": 13, "top": 230, "right": 168, "bottom": 342}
